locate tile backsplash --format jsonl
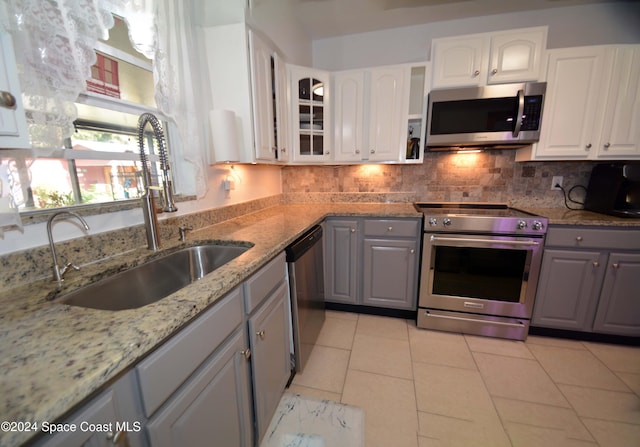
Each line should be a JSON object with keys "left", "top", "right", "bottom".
{"left": 281, "top": 150, "right": 595, "bottom": 208}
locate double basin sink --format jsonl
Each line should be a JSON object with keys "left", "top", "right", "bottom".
{"left": 58, "top": 243, "right": 251, "bottom": 311}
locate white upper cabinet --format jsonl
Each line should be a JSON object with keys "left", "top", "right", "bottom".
{"left": 596, "top": 45, "right": 640, "bottom": 159}
{"left": 332, "top": 63, "right": 426, "bottom": 163}
{"left": 367, "top": 66, "right": 409, "bottom": 162}
{"left": 0, "top": 32, "right": 29, "bottom": 148}
{"left": 431, "top": 27, "right": 547, "bottom": 88}
{"left": 332, "top": 70, "right": 365, "bottom": 161}
{"left": 517, "top": 44, "right": 640, "bottom": 161}
{"left": 289, "top": 65, "right": 331, "bottom": 163}
{"left": 249, "top": 30, "right": 289, "bottom": 162}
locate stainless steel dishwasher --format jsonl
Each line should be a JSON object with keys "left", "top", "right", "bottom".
{"left": 286, "top": 225, "right": 325, "bottom": 372}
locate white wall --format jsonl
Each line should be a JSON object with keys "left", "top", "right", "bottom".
{"left": 312, "top": 2, "right": 640, "bottom": 70}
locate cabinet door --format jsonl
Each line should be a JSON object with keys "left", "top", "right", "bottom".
{"left": 596, "top": 45, "right": 640, "bottom": 159}
{"left": 362, "top": 238, "right": 418, "bottom": 310}
{"left": 324, "top": 219, "right": 359, "bottom": 304}
{"left": 0, "top": 32, "right": 29, "bottom": 148}
{"left": 250, "top": 31, "right": 276, "bottom": 161}
{"left": 290, "top": 65, "right": 331, "bottom": 162}
{"left": 431, "top": 36, "right": 487, "bottom": 88}
{"left": 533, "top": 46, "right": 608, "bottom": 159}
{"left": 532, "top": 249, "right": 606, "bottom": 331}
{"left": 333, "top": 71, "right": 365, "bottom": 161}
{"left": 487, "top": 29, "right": 545, "bottom": 84}
{"left": 274, "top": 52, "right": 290, "bottom": 162}
{"left": 249, "top": 281, "right": 291, "bottom": 443}
{"left": 146, "top": 329, "right": 253, "bottom": 447}
{"left": 592, "top": 253, "right": 640, "bottom": 336}
{"left": 367, "top": 66, "right": 408, "bottom": 162}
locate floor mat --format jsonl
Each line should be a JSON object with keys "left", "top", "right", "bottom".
{"left": 260, "top": 392, "right": 365, "bottom": 447}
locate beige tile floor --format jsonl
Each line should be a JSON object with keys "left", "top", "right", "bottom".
{"left": 288, "top": 310, "right": 640, "bottom": 447}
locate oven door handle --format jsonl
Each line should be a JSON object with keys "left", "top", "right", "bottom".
{"left": 424, "top": 311, "right": 526, "bottom": 328}
{"left": 430, "top": 235, "right": 540, "bottom": 247}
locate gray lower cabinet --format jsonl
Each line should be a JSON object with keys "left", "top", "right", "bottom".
{"left": 145, "top": 328, "right": 252, "bottom": 447}
{"left": 34, "top": 370, "right": 145, "bottom": 447}
{"left": 324, "top": 219, "right": 359, "bottom": 304}
{"left": 243, "top": 252, "right": 291, "bottom": 445}
{"left": 325, "top": 217, "right": 421, "bottom": 310}
{"left": 532, "top": 226, "right": 640, "bottom": 336}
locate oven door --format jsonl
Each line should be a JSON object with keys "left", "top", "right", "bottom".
{"left": 419, "top": 233, "right": 543, "bottom": 319}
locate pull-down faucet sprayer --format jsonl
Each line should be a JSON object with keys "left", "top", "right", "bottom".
{"left": 138, "top": 113, "right": 178, "bottom": 250}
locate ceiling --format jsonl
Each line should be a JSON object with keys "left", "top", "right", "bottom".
{"left": 291, "top": 0, "right": 625, "bottom": 39}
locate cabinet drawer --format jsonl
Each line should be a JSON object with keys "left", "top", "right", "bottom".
{"left": 136, "top": 287, "right": 243, "bottom": 417}
{"left": 364, "top": 219, "right": 420, "bottom": 238}
{"left": 546, "top": 227, "right": 640, "bottom": 250}
{"left": 244, "top": 252, "right": 286, "bottom": 313}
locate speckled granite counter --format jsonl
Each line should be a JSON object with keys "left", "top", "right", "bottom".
{"left": 518, "top": 207, "right": 640, "bottom": 227}
{"left": 0, "top": 202, "right": 420, "bottom": 447}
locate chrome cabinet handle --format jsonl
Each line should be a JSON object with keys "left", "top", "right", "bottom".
{"left": 410, "top": 249, "right": 415, "bottom": 254}
{"left": 355, "top": 149, "right": 360, "bottom": 154}
{"left": 370, "top": 149, "right": 375, "bottom": 154}
{"left": 0, "top": 91, "right": 17, "bottom": 109}
{"left": 491, "top": 68, "right": 498, "bottom": 75}
{"left": 593, "top": 261, "right": 600, "bottom": 267}
{"left": 576, "top": 236, "right": 583, "bottom": 242}
{"left": 256, "top": 330, "right": 266, "bottom": 340}
{"left": 612, "top": 263, "right": 620, "bottom": 269}
{"left": 241, "top": 348, "right": 251, "bottom": 359}
{"left": 387, "top": 226, "right": 393, "bottom": 232}
{"left": 281, "top": 147, "right": 286, "bottom": 153}
{"left": 586, "top": 143, "right": 592, "bottom": 150}
{"left": 107, "top": 430, "right": 127, "bottom": 446}
{"left": 604, "top": 142, "right": 611, "bottom": 149}
{"left": 350, "top": 228, "right": 356, "bottom": 233}
{"left": 472, "top": 70, "right": 480, "bottom": 77}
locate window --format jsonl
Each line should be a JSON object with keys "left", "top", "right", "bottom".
{"left": 1, "top": 16, "right": 170, "bottom": 212}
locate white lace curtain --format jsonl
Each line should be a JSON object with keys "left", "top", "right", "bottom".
{"left": 0, "top": 0, "right": 208, "bottom": 197}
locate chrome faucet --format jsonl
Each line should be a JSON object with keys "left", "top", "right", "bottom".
{"left": 47, "top": 211, "right": 90, "bottom": 288}
{"left": 138, "top": 113, "right": 178, "bottom": 250}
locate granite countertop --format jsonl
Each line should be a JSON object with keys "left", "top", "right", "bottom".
{"left": 519, "top": 207, "right": 640, "bottom": 227}
{"left": 0, "top": 202, "right": 421, "bottom": 447}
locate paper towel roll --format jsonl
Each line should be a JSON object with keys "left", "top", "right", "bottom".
{"left": 209, "top": 109, "right": 240, "bottom": 163}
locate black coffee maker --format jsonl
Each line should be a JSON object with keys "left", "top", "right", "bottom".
{"left": 584, "top": 162, "right": 640, "bottom": 218}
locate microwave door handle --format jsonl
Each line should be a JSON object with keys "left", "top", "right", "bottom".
{"left": 512, "top": 89, "right": 524, "bottom": 137}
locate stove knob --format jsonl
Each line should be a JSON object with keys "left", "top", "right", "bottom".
{"left": 428, "top": 217, "right": 438, "bottom": 226}
{"left": 443, "top": 218, "right": 452, "bottom": 226}
{"left": 517, "top": 220, "right": 528, "bottom": 230}
{"left": 532, "top": 220, "right": 544, "bottom": 231}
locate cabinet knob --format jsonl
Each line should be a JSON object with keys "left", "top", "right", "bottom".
{"left": 256, "top": 330, "right": 266, "bottom": 340}
{"left": 355, "top": 149, "right": 360, "bottom": 154}
{"left": 241, "top": 348, "right": 251, "bottom": 359}
{"left": 491, "top": 68, "right": 498, "bottom": 75}
{"left": 604, "top": 142, "right": 611, "bottom": 149}
{"left": 612, "top": 263, "right": 620, "bottom": 269}
{"left": 410, "top": 249, "right": 415, "bottom": 254}
{"left": 0, "top": 91, "right": 17, "bottom": 109}
{"left": 281, "top": 147, "right": 286, "bottom": 153}
{"left": 106, "top": 430, "right": 127, "bottom": 446}
{"left": 371, "top": 149, "right": 376, "bottom": 154}
{"left": 576, "top": 236, "right": 583, "bottom": 242}
{"left": 350, "top": 228, "right": 356, "bottom": 233}
{"left": 472, "top": 70, "right": 480, "bottom": 77}
{"left": 585, "top": 143, "right": 592, "bottom": 150}
{"left": 387, "top": 226, "right": 393, "bottom": 232}
{"left": 593, "top": 261, "right": 600, "bottom": 267}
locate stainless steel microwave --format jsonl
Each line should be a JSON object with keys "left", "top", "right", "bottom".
{"left": 426, "top": 82, "right": 546, "bottom": 150}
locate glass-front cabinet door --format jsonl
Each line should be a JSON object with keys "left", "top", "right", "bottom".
{"left": 289, "top": 65, "right": 331, "bottom": 162}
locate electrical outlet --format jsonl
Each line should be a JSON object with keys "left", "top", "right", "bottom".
{"left": 551, "top": 176, "right": 563, "bottom": 190}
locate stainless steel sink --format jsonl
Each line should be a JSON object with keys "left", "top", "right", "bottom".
{"left": 58, "top": 243, "right": 250, "bottom": 310}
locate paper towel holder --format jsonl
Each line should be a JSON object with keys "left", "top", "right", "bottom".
{"left": 209, "top": 109, "right": 240, "bottom": 164}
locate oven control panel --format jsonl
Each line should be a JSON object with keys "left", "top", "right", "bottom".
{"left": 425, "top": 216, "right": 547, "bottom": 235}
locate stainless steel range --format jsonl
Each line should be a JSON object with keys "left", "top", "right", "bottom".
{"left": 415, "top": 203, "right": 548, "bottom": 340}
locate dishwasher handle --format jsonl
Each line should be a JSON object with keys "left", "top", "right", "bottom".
{"left": 285, "top": 225, "right": 323, "bottom": 262}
